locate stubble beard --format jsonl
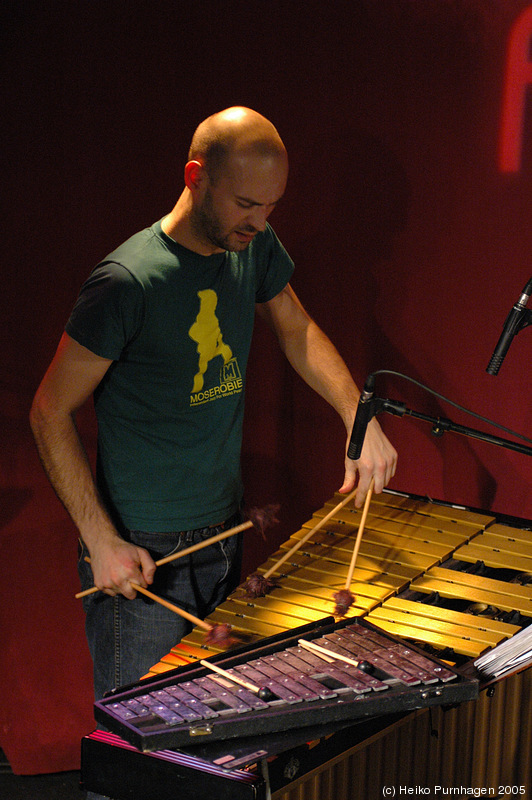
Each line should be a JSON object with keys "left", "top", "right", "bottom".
{"left": 191, "top": 191, "right": 251, "bottom": 253}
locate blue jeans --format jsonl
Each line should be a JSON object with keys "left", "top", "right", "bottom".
{"left": 80, "top": 514, "right": 242, "bottom": 799}
{"left": 77, "top": 511, "right": 243, "bottom": 702}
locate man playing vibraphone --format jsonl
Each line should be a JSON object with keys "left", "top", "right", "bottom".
{"left": 30, "top": 107, "right": 397, "bottom": 796}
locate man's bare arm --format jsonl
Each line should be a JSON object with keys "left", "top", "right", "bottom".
{"left": 30, "top": 332, "right": 155, "bottom": 598}
{"left": 256, "top": 284, "right": 397, "bottom": 505}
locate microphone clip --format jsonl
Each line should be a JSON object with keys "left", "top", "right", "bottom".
{"left": 364, "top": 396, "right": 407, "bottom": 420}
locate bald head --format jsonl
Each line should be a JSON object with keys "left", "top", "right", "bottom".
{"left": 188, "top": 106, "right": 287, "bottom": 184}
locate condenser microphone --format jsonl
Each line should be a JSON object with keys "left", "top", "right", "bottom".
{"left": 348, "top": 373, "right": 376, "bottom": 460}
{"left": 486, "top": 279, "right": 532, "bottom": 375}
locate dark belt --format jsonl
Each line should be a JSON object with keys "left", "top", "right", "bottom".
{"left": 184, "top": 510, "right": 242, "bottom": 544}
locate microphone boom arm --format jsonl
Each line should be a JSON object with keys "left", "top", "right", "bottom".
{"left": 372, "top": 397, "right": 532, "bottom": 458}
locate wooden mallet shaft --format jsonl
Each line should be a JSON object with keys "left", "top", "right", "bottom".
{"left": 130, "top": 582, "right": 211, "bottom": 631}
{"left": 75, "top": 519, "right": 253, "bottom": 599}
{"left": 198, "top": 659, "right": 274, "bottom": 700}
{"left": 103, "top": 582, "right": 237, "bottom": 647}
{"left": 298, "top": 638, "right": 362, "bottom": 669}
{"left": 344, "top": 478, "right": 374, "bottom": 589}
{"left": 155, "top": 519, "right": 253, "bottom": 566}
{"left": 262, "top": 486, "right": 359, "bottom": 580}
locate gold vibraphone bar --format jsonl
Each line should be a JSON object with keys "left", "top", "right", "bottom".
{"left": 83, "top": 491, "right": 532, "bottom": 799}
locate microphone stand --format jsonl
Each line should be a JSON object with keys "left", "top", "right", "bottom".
{"left": 370, "top": 398, "right": 532, "bottom": 458}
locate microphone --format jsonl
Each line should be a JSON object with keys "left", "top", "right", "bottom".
{"left": 348, "top": 373, "right": 376, "bottom": 460}
{"left": 486, "top": 279, "right": 532, "bottom": 375}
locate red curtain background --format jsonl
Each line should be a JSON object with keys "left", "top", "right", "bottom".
{"left": 2, "top": 0, "right": 532, "bottom": 774}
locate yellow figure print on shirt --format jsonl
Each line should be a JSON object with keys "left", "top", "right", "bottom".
{"left": 189, "top": 289, "right": 233, "bottom": 393}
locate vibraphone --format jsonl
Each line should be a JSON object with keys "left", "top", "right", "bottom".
{"left": 82, "top": 490, "right": 532, "bottom": 799}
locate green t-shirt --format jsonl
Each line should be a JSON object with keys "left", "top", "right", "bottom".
{"left": 66, "top": 220, "right": 294, "bottom": 531}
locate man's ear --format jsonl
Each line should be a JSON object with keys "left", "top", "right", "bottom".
{"left": 184, "top": 160, "right": 207, "bottom": 193}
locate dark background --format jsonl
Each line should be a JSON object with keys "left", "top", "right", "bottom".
{"left": 2, "top": 0, "right": 532, "bottom": 774}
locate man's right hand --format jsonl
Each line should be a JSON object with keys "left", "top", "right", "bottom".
{"left": 88, "top": 537, "right": 157, "bottom": 599}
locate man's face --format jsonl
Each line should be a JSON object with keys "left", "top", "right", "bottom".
{"left": 191, "top": 151, "right": 288, "bottom": 253}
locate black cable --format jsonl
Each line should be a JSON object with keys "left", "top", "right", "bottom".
{"left": 372, "top": 369, "right": 532, "bottom": 447}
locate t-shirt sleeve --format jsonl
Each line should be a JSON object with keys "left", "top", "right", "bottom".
{"left": 253, "top": 225, "right": 295, "bottom": 303}
{"left": 65, "top": 262, "right": 145, "bottom": 360}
